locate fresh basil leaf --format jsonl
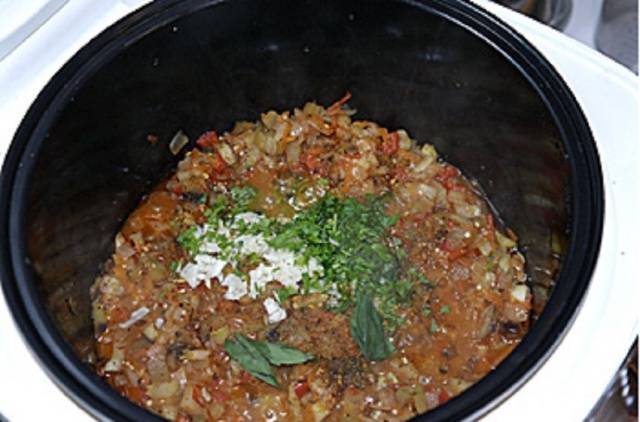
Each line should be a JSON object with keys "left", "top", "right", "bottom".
{"left": 254, "top": 342, "right": 314, "bottom": 366}
{"left": 224, "top": 335, "right": 279, "bottom": 387}
{"left": 350, "top": 291, "right": 395, "bottom": 361}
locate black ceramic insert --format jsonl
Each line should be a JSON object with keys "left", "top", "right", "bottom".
{"left": 0, "top": 0, "right": 602, "bottom": 421}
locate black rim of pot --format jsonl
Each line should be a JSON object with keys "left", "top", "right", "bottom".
{"left": 0, "top": 0, "right": 603, "bottom": 421}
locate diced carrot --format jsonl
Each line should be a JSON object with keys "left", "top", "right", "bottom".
{"left": 124, "top": 385, "right": 148, "bottom": 404}
{"left": 327, "top": 91, "right": 352, "bottom": 113}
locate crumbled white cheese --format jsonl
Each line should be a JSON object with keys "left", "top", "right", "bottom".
{"left": 234, "top": 212, "right": 264, "bottom": 225}
{"left": 272, "top": 263, "right": 304, "bottom": 289}
{"left": 263, "top": 297, "right": 287, "bottom": 324}
{"left": 201, "top": 241, "right": 221, "bottom": 254}
{"left": 249, "top": 263, "right": 275, "bottom": 298}
{"left": 264, "top": 249, "right": 296, "bottom": 266}
{"left": 176, "top": 210, "right": 327, "bottom": 324}
{"left": 236, "top": 234, "right": 270, "bottom": 256}
{"left": 221, "top": 273, "right": 248, "bottom": 300}
{"left": 178, "top": 263, "right": 199, "bottom": 288}
{"left": 179, "top": 255, "right": 227, "bottom": 288}
{"left": 307, "top": 257, "right": 323, "bottom": 275}
{"left": 119, "top": 306, "right": 150, "bottom": 329}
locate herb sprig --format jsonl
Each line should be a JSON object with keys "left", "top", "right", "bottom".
{"left": 224, "top": 335, "right": 314, "bottom": 387}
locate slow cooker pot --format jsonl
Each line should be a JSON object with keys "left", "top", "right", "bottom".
{"left": 0, "top": 0, "right": 603, "bottom": 420}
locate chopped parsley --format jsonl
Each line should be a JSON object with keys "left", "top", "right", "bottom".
{"left": 430, "top": 319, "right": 439, "bottom": 334}
{"left": 440, "top": 305, "right": 451, "bottom": 315}
{"left": 177, "top": 226, "right": 202, "bottom": 256}
{"left": 268, "top": 194, "right": 410, "bottom": 319}
{"left": 274, "top": 286, "right": 298, "bottom": 303}
{"left": 230, "top": 186, "right": 257, "bottom": 214}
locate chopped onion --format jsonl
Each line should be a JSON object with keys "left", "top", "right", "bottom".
{"left": 496, "top": 231, "right": 516, "bottom": 250}
{"left": 169, "top": 130, "right": 189, "bottom": 155}
{"left": 511, "top": 284, "right": 529, "bottom": 302}
{"left": 414, "top": 385, "right": 429, "bottom": 413}
{"left": 217, "top": 142, "right": 236, "bottom": 164}
{"left": 149, "top": 380, "right": 179, "bottom": 399}
{"left": 478, "top": 240, "right": 493, "bottom": 256}
{"left": 498, "top": 254, "right": 511, "bottom": 272}
{"left": 420, "top": 143, "right": 437, "bottom": 161}
{"left": 182, "top": 349, "right": 210, "bottom": 360}
{"left": 104, "top": 347, "right": 124, "bottom": 372}
{"left": 211, "top": 325, "right": 230, "bottom": 345}
{"left": 286, "top": 140, "right": 302, "bottom": 164}
{"left": 397, "top": 129, "right": 413, "bottom": 150}
{"left": 143, "top": 324, "right": 158, "bottom": 341}
{"left": 119, "top": 306, "right": 150, "bottom": 329}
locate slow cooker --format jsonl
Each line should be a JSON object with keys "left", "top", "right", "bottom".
{"left": 0, "top": 1, "right": 636, "bottom": 421}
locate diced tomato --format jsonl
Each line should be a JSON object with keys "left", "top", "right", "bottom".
{"left": 211, "top": 152, "right": 227, "bottom": 173}
{"left": 209, "top": 389, "right": 229, "bottom": 403}
{"left": 294, "top": 381, "right": 310, "bottom": 398}
{"left": 301, "top": 147, "right": 324, "bottom": 171}
{"left": 390, "top": 166, "right": 409, "bottom": 183}
{"left": 196, "top": 131, "right": 219, "bottom": 149}
{"left": 436, "top": 166, "right": 459, "bottom": 182}
{"left": 441, "top": 239, "right": 467, "bottom": 260}
{"left": 192, "top": 385, "right": 207, "bottom": 407}
{"left": 438, "top": 389, "right": 451, "bottom": 404}
{"left": 109, "top": 307, "right": 130, "bottom": 324}
{"left": 381, "top": 131, "right": 400, "bottom": 155}
{"left": 443, "top": 179, "right": 465, "bottom": 191}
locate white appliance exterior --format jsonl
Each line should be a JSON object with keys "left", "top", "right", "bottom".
{"left": 0, "top": 1, "right": 637, "bottom": 420}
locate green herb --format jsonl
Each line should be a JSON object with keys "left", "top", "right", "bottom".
{"left": 422, "top": 305, "right": 432, "bottom": 317}
{"left": 177, "top": 226, "right": 202, "bottom": 256}
{"left": 245, "top": 252, "right": 262, "bottom": 266}
{"left": 486, "top": 262, "right": 494, "bottom": 271}
{"left": 430, "top": 319, "right": 438, "bottom": 334}
{"left": 350, "top": 291, "right": 395, "bottom": 361}
{"left": 224, "top": 335, "right": 314, "bottom": 387}
{"left": 440, "top": 305, "right": 451, "bottom": 315}
{"left": 230, "top": 186, "right": 257, "bottom": 214}
{"left": 316, "top": 177, "right": 330, "bottom": 188}
{"left": 274, "top": 286, "right": 298, "bottom": 303}
{"left": 224, "top": 335, "right": 279, "bottom": 387}
{"left": 254, "top": 342, "right": 314, "bottom": 365}
{"left": 204, "top": 194, "right": 228, "bottom": 224}
{"left": 270, "top": 194, "right": 406, "bottom": 319}
{"left": 169, "top": 261, "right": 181, "bottom": 272}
